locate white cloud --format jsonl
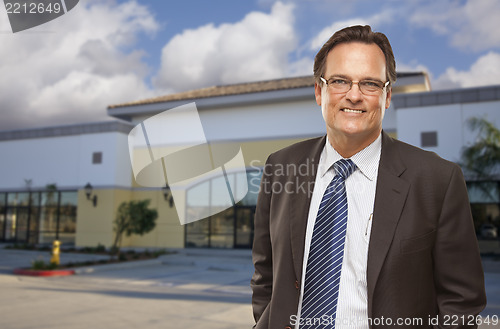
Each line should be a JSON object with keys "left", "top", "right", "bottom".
{"left": 288, "top": 57, "right": 314, "bottom": 77}
{"left": 409, "top": 0, "right": 500, "bottom": 52}
{"left": 310, "top": 18, "right": 368, "bottom": 51}
{"left": 153, "top": 2, "right": 299, "bottom": 92}
{"left": 309, "top": 10, "right": 395, "bottom": 51}
{"left": 0, "top": 0, "right": 159, "bottom": 130}
{"left": 432, "top": 52, "right": 500, "bottom": 90}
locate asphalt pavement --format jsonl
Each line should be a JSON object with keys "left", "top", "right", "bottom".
{"left": 0, "top": 245, "right": 499, "bottom": 329}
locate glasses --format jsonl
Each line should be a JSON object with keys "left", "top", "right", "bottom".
{"left": 320, "top": 76, "right": 390, "bottom": 96}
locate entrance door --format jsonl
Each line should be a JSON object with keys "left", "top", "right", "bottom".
{"left": 234, "top": 206, "right": 255, "bottom": 248}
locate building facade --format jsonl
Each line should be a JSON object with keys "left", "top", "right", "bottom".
{"left": 6, "top": 74, "right": 498, "bottom": 249}
{"left": 393, "top": 85, "right": 500, "bottom": 241}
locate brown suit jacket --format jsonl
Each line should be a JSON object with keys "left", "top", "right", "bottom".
{"left": 251, "top": 132, "right": 486, "bottom": 329}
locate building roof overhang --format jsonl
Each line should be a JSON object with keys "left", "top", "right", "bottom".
{"left": 108, "top": 72, "right": 430, "bottom": 121}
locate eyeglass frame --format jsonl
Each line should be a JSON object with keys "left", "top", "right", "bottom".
{"left": 320, "top": 76, "right": 390, "bottom": 95}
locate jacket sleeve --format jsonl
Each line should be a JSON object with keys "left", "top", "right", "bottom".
{"left": 251, "top": 156, "right": 274, "bottom": 326}
{"left": 433, "top": 164, "right": 487, "bottom": 328}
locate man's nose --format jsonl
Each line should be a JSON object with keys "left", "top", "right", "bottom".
{"left": 345, "top": 82, "right": 363, "bottom": 102}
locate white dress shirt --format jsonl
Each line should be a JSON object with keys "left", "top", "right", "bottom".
{"left": 295, "top": 134, "right": 382, "bottom": 329}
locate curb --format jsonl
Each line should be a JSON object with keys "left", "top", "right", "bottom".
{"left": 13, "top": 268, "right": 75, "bottom": 277}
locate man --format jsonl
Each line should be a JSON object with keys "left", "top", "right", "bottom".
{"left": 251, "top": 25, "right": 486, "bottom": 329}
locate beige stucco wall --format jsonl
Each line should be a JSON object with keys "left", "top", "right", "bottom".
{"left": 75, "top": 136, "right": 313, "bottom": 248}
{"left": 75, "top": 188, "right": 183, "bottom": 248}
{"left": 75, "top": 189, "right": 125, "bottom": 247}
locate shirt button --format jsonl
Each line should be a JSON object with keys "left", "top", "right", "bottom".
{"left": 294, "top": 280, "right": 299, "bottom": 289}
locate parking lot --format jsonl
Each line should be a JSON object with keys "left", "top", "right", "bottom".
{"left": 0, "top": 247, "right": 499, "bottom": 329}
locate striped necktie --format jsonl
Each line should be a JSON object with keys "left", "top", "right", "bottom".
{"left": 300, "top": 159, "right": 356, "bottom": 328}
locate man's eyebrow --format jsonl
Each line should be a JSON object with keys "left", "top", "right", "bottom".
{"left": 325, "top": 74, "right": 349, "bottom": 80}
{"left": 325, "top": 74, "right": 383, "bottom": 81}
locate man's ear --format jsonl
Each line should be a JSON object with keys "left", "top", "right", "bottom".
{"left": 314, "top": 82, "right": 322, "bottom": 106}
{"left": 385, "top": 86, "right": 392, "bottom": 109}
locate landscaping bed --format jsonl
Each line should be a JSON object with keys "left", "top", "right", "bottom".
{"left": 6, "top": 243, "right": 173, "bottom": 276}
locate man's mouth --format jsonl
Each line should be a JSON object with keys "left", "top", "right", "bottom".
{"left": 341, "top": 108, "right": 365, "bottom": 113}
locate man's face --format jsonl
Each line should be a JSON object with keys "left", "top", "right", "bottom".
{"left": 315, "top": 42, "right": 391, "bottom": 145}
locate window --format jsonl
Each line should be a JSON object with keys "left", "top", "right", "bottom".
{"left": 467, "top": 181, "right": 500, "bottom": 253}
{"left": 92, "top": 152, "right": 102, "bottom": 164}
{"left": 0, "top": 191, "right": 77, "bottom": 245}
{"left": 185, "top": 168, "right": 262, "bottom": 248}
{"left": 421, "top": 131, "right": 438, "bottom": 147}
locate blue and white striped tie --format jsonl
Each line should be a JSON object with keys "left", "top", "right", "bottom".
{"left": 300, "top": 159, "right": 356, "bottom": 328}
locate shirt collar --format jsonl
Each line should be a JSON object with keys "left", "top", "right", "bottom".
{"left": 320, "top": 133, "right": 382, "bottom": 181}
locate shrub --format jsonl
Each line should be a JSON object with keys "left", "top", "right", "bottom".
{"left": 31, "top": 259, "right": 58, "bottom": 270}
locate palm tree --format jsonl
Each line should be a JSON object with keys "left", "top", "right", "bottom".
{"left": 461, "top": 117, "right": 500, "bottom": 237}
{"left": 461, "top": 117, "right": 500, "bottom": 180}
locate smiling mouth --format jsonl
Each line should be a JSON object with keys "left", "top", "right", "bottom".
{"left": 341, "top": 108, "right": 365, "bottom": 113}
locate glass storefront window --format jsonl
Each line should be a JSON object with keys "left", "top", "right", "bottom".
{"left": 467, "top": 181, "right": 500, "bottom": 254}
{"left": 210, "top": 209, "right": 234, "bottom": 248}
{"left": 40, "top": 207, "right": 58, "bottom": 232}
{"left": 39, "top": 231, "right": 56, "bottom": 244}
{"left": 185, "top": 217, "right": 209, "bottom": 248}
{"left": 15, "top": 208, "right": 29, "bottom": 242}
{"left": 60, "top": 191, "right": 78, "bottom": 207}
{"left": 28, "top": 207, "right": 40, "bottom": 245}
{"left": 1, "top": 190, "right": 77, "bottom": 245}
{"left": 41, "top": 191, "right": 59, "bottom": 206}
{"left": 59, "top": 206, "right": 76, "bottom": 232}
{"left": 471, "top": 204, "right": 500, "bottom": 230}
{"left": 232, "top": 171, "right": 252, "bottom": 205}
{"left": 0, "top": 193, "right": 6, "bottom": 207}
{"left": 467, "top": 181, "right": 499, "bottom": 203}
{"left": 238, "top": 170, "right": 261, "bottom": 206}
{"left": 187, "top": 217, "right": 209, "bottom": 234}
{"left": 235, "top": 206, "right": 254, "bottom": 248}
{"left": 8, "top": 193, "right": 30, "bottom": 206}
{"left": 29, "top": 192, "right": 40, "bottom": 206}
{"left": 5, "top": 208, "right": 16, "bottom": 240}
{"left": 210, "top": 175, "right": 233, "bottom": 214}
{"left": 0, "top": 207, "right": 4, "bottom": 240}
{"left": 185, "top": 168, "right": 260, "bottom": 248}
{"left": 186, "top": 181, "right": 211, "bottom": 223}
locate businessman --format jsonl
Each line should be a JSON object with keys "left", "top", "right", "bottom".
{"left": 251, "top": 25, "right": 486, "bottom": 329}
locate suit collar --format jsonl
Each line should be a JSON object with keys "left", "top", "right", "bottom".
{"left": 290, "top": 135, "right": 326, "bottom": 281}
{"left": 378, "top": 131, "right": 407, "bottom": 177}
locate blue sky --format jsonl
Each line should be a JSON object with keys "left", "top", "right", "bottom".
{"left": 1, "top": 0, "right": 499, "bottom": 129}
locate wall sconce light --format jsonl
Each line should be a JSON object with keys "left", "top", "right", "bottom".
{"left": 162, "top": 184, "right": 174, "bottom": 208}
{"left": 84, "top": 182, "right": 98, "bottom": 207}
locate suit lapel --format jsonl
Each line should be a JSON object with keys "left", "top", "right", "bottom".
{"left": 367, "top": 132, "right": 410, "bottom": 316}
{"left": 290, "top": 136, "right": 326, "bottom": 281}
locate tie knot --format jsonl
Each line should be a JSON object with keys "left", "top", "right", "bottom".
{"left": 334, "top": 159, "right": 356, "bottom": 179}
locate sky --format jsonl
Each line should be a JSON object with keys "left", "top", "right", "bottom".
{"left": 1, "top": 0, "right": 500, "bottom": 130}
